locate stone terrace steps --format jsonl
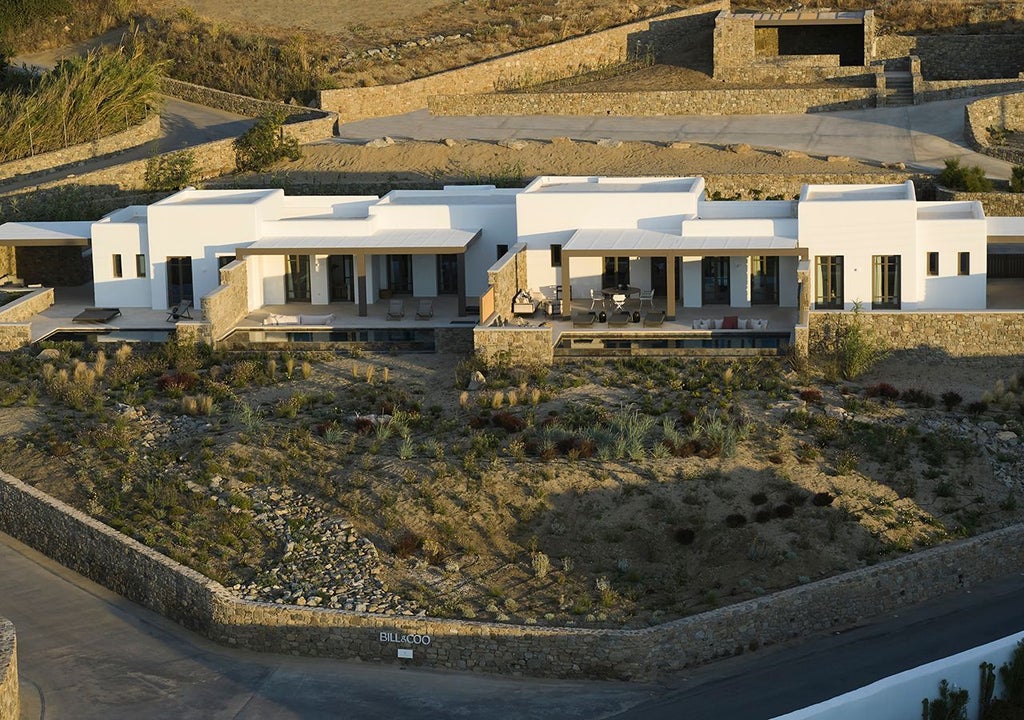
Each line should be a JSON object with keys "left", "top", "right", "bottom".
{"left": 885, "top": 70, "right": 914, "bottom": 107}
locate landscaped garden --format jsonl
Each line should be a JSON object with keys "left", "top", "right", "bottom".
{"left": 0, "top": 340, "right": 1022, "bottom": 628}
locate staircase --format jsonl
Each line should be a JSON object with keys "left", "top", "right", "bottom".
{"left": 885, "top": 70, "right": 914, "bottom": 107}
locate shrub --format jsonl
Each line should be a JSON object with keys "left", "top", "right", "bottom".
{"left": 673, "top": 528, "right": 696, "bottom": 545}
{"left": 939, "top": 157, "right": 993, "bottom": 193}
{"left": 754, "top": 508, "right": 772, "bottom": 523}
{"left": 967, "top": 400, "right": 989, "bottom": 416}
{"left": 901, "top": 388, "right": 936, "bottom": 408}
{"left": 144, "top": 149, "right": 198, "bottom": 191}
{"left": 724, "top": 513, "right": 747, "bottom": 529}
{"left": 866, "top": 382, "right": 899, "bottom": 400}
{"left": 1010, "top": 165, "right": 1024, "bottom": 194}
{"left": 941, "top": 391, "right": 963, "bottom": 411}
{"left": 233, "top": 110, "right": 301, "bottom": 172}
{"left": 749, "top": 492, "right": 768, "bottom": 506}
{"left": 157, "top": 371, "right": 198, "bottom": 392}
{"left": 816, "top": 303, "right": 885, "bottom": 380}
{"left": 811, "top": 491, "right": 835, "bottom": 507}
{"left": 492, "top": 411, "right": 526, "bottom": 433}
{"left": 799, "top": 388, "right": 823, "bottom": 404}
{"left": 774, "top": 503, "right": 795, "bottom": 519}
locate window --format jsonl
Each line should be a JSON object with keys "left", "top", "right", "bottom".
{"left": 496, "top": 244, "right": 509, "bottom": 261}
{"left": 112, "top": 254, "right": 123, "bottom": 278}
{"left": 217, "top": 255, "right": 236, "bottom": 269}
{"left": 927, "top": 251, "right": 939, "bottom": 276}
{"left": 135, "top": 254, "right": 146, "bottom": 278}
{"left": 550, "top": 244, "right": 562, "bottom": 268}
{"left": 959, "top": 252, "right": 970, "bottom": 276}
{"left": 814, "top": 256, "right": 844, "bottom": 309}
{"left": 872, "top": 255, "right": 901, "bottom": 309}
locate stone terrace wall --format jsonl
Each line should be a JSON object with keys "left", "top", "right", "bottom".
{"left": 3, "top": 466, "right": 1024, "bottom": 680}
{"left": 474, "top": 326, "right": 554, "bottom": 366}
{"left": 0, "top": 619, "right": 15, "bottom": 720}
{"left": 810, "top": 311, "right": 1024, "bottom": 356}
{"left": 435, "top": 327, "right": 474, "bottom": 354}
{"left": 203, "top": 259, "right": 248, "bottom": 342}
{"left": 485, "top": 243, "right": 529, "bottom": 323}
{"left": 0, "top": 326, "right": 30, "bottom": 352}
{"left": 875, "top": 34, "right": 1024, "bottom": 80}
{"left": 936, "top": 187, "right": 1024, "bottom": 217}
{"left": 320, "top": 1, "right": 727, "bottom": 121}
{"left": 430, "top": 86, "right": 878, "bottom": 117}
{"left": 0, "top": 287, "right": 54, "bottom": 324}
{"left": 161, "top": 78, "right": 328, "bottom": 123}
{"left": 920, "top": 79, "right": 1024, "bottom": 105}
{"left": 963, "top": 92, "right": 1024, "bottom": 166}
{"left": 0, "top": 114, "right": 161, "bottom": 182}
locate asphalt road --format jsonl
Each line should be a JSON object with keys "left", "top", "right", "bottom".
{"left": 3, "top": 529, "right": 1024, "bottom": 720}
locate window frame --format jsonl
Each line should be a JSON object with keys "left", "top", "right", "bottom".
{"left": 872, "top": 254, "right": 901, "bottom": 310}
{"left": 958, "top": 252, "right": 970, "bottom": 276}
{"left": 112, "top": 254, "right": 123, "bottom": 279}
{"left": 926, "top": 251, "right": 939, "bottom": 277}
{"left": 814, "top": 255, "right": 844, "bottom": 310}
{"left": 550, "top": 244, "right": 562, "bottom": 268}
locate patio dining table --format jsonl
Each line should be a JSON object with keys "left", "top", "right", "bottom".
{"left": 601, "top": 286, "right": 640, "bottom": 299}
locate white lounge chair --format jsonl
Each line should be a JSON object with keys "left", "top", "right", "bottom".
{"left": 386, "top": 299, "right": 405, "bottom": 320}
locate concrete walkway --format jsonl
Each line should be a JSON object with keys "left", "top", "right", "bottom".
{"left": 332, "top": 97, "right": 1014, "bottom": 179}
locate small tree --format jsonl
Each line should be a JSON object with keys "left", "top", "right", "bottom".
{"left": 233, "top": 110, "right": 301, "bottom": 172}
{"left": 144, "top": 149, "right": 197, "bottom": 191}
{"left": 1010, "top": 165, "right": 1024, "bottom": 194}
{"left": 815, "top": 302, "right": 886, "bottom": 381}
{"left": 939, "top": 158, "right": 993, "bottom": 193}
{"left": 922, "top": 679, "right": 969, "bottom": 720}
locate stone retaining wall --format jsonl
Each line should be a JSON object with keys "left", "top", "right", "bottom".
{"left": 0, "top": 619, "right": 16, "bottom": 720}
{"left": 875, "top": 34, "right": 1024, "bottom": 80}
{"left": 203, "top": 259, "right": 248, "bottom": 342}
{"left": 485, "top": 243, "right": 529, "bottom": 323}
{"left": 435, "top": 327, "right": 475, "bottom": 355}
{"left": 160, "top": 78, "right": 327, "bottom": 123}
{"left": 473, "top": 325, "right": 554, "bottom": 366}
{"left": 919, "top": 79, "right": 1024, "bottom": 105}
{"left": 809, "top": 310, "right": 1024, "bottom": 356}
{"left": 0, "top": 114, "right": 161, "bottom": 182}
{"left": 936, "top": 187, "right": 1024, "bottom": 217}
{"left": 963, "top": 92, "right": 1024, "bottom": 166}
{"left": 430, "top": 86, "right": 878, "bottom": 117}
{"left": 0, "top": 287, "right": 53, "bottom": 324}
{"left": 174, "top": 321, "right": 214, "bottom": 346}
{"left": 0, "top": 325, "right": 31, "bottom": 352}
{"left": 319, "top": 1, "right": 727, "bottom": 121}
{"left": 3, "top": 465, "right": 1024, "bottom": 680}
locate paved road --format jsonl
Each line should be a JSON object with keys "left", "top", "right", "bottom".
{"left": 332, "top": 98, "right": 1014, "bottom": 178}
{"left": 3, "top": 529, "right": 1024, "bottom": 720}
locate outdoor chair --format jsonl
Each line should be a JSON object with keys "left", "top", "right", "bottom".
{"left": 611, "top": 293, "right": 627, "bottom": 311}
{"left": 571, "top": 312, "right": 595, "bottom": 328}
{"left": 165, "top": 299, "right": 192, "bottom": 322}
{"left": 637, "top": 289, "right": 655, "bottom": 311}
{"left": 386, "top": 299, "right": 405, "bottom": 320}
{"left": 607, "top": 311, "right": 630, "bottom": 327}
{"left": 75, "top": 307, "right": 121, "bottom": 324}
{"left": 415, "top": 299, "right": 434, "bottom": 320}
{"left": 643, "top": 310, "right": 665, "bottom": 327}
{"left": 589, "top": 289, "right": 605, "bottom": 311}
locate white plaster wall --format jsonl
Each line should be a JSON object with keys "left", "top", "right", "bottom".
{"left": 310, "top": 254, "right": 329, "bottom": 306}
{"left": 730, "top": 256, "right": 750, "bottom": 308}
{"left": 682, "top": 257, "right": 702, "bottom": 307}
{"left": 261, "top": 255, "right": 286, "bottom": 306}
{"left": 92, "top": 221, "right": 150, "bottom": 308}
{"left": 917, "top": 219, "right": 988, "bottom": 310}
{"left": 412, "top": 255, "right": 436, "bottom": 297}
{"left": 779, "top": 256, "right": 799, "bottom": 307}
{"left": 775, "top": 630, "right": 1024, "bottom": 720}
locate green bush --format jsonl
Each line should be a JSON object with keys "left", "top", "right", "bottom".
{"left": 939, "top": 158, "right": 993, "bottom": 193}
{"left": 144, "top": 149, "right": 198, "bottom": 191}
{"left": 1010, "top": 165, "right": 1024, "bottom": 194}
{"left": 233, "top": 110, "right": 301, "bottom": 173}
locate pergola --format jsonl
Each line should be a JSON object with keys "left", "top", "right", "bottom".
{"left": 235, "top": 227, "right": 482, "bottom": 317}
{"left": 559, "top": 228, "right": 809, "bottom": 320}
{"left": 0, "top": 221, "right": 92, "bottom": 247}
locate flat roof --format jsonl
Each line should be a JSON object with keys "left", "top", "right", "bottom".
{"left": 237, "top": 228, "right": 481, "bottom": 256}
{"left": 988, "top": 217, "right": 1024, "bottom": 236}
{"left": 154, "top": 188, "right": 280, "bottom": 207}
{"left": 802, "top": 183, "right": 914, "bottom": 202}
{"left": 525, "top": 176, "right": 702, "bottom": 194}
{"left": 562, "top": 228, "right": 800, "bottom": 255}
{"left": 0, "top": 221, "right": 92, "bottom": 246}
{"left": 729, "top": 10, "right": 865, "bottom": 25}
{"left": 917, "top": 202, "right": 983, "bottom": 220}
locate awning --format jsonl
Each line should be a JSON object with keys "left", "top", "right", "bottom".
{"left": 0, "top": 221, "right": 92, "bottom": 246}
{"left": 236, "top": 228, "right": 481, "bottom": 256}
{"left": 562, "top": 228, "right": 801, "bottom": 255}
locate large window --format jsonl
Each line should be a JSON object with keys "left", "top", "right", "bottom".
{"left": 872, "top": 255, "right": 901, "bottom": 309}
{"left": 750, "top": 256, "right": 779, "bottom": 305}
{"left": 815, "top": 255, "right": 843, "bottom": 309}
{"left": 602, "top": 256, "right": 630, "bottom": 288}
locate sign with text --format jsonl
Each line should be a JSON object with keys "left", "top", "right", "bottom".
{"left": 379, "top": 631, "right": 431, "bottom": 645}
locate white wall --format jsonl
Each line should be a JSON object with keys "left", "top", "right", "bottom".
{"left": 92, "top": 220, "right": 150, "bottom": 308}
{"left": 775, "top": 631, "right": 1024, "bottom": 720}
{"left": 917, "top": 219, "right": 988, "bottom": 310}
{"left": 682, "top": 257, "right": 702, "bottom": 307}
{"left": 412, "top": 255, "right": 436, "bottom": 297}
{"left": 779, "top": 256, "right": 799, "bottom": 307}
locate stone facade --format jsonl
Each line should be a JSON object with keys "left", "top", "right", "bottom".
{"left": 14, "top": 246, "right": 91, "bottom": 287}
{"left": 473, "top": 326, "right": 554, "bottom": 366}
{"left": 160, "top": 78, "right": 330, "bottom": 123}
{"left": 876, "top": 34, "right": 1024, "bottom": 80}
{"left": 936, "top": 187, "right": 1024, "bottom": 218}
{"left": 174, "top": 321, "right": 214, "bottom": 346}
{"left": 0, "top": 619, "right": 16, "bottom": 720}
{"left": 964, "top": 92, "right": 1024, "bottom": 166}
{"left": 0, "top": 325, "right": 31, "bottom": 352}
{"left": 429, "top": 86, "right": 878, "bottom": 117}
{"left": 319, "top": 1, "right": 728, "bottom": 121}
{"left": 920, "top": 78, "right": 1024, "bottom": 105}
{"left": 485, "top": 243, "right": 529, "bottom": 323}
{"left": 204, "top": 259, "right": 248, "bottom": 342}
{"left": 3, "top": 466, "right": 1024, "bottom": 680}
{"left": 435, "top": 327, "right": 474, "bottom": 355}
{"left": 809, "top": 311, "right": 1024, "bottom": 357}
{"left": 0, "top": 287, "right": 54, "bottom": 324}
{"left": 0, "top": 114, "right": 161, "bottom": 183}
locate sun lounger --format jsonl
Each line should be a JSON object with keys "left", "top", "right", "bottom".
{"left": 571, "top": 312, "right": 595, "bottom": 328}
{"left": 643, "top": 310, "right": 665, "bottom": 327}
{"left": 166, "top": 299, "right": 192, "bottom": 321}
{"left": 415, "top": 299, "right": 434, "bottom": 320}
{"left": 386, "top": 299, "right": 405, "bottom": 320}
{"left": 74, "top": 307, "right": 121, "bottom": 324}
{"left": 607, "top": 311, "right": 631, "bottom": 327}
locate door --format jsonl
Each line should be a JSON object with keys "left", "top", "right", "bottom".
{"left": 651, "top": 257, "right": 667, "bottom": 297}
{"left": 166, "top": 256, "right": 193, "bottom": 306}
{"left": 328, "top": 255, "right": 354, "bottom": 302}
{"left": 285, "top": 254, "right": 311, "bottom": 302}
{"left": 751, "top": 256, "right": 779, "bottom": 305}
{"left": 387, "top": 254, "right": 413, "bottom": 294}
{"left": 702, "top": 256, "right": 730, "bottom": 305}
{"left": 437, "top": 254, "right": 459, "bottom": 295}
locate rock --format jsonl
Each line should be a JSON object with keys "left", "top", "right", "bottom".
{"left": 668, "top": 141, "right": 691, "bottom": 149}
{"left": 364, "top": 136, "right": 396, "bottom": 148}
{"left": 824, "top": 405, "right": 848, "bottom": 419}
{"left": 468, "top": 370, "right": 486, "bottom": 390}
{"left": 36, "top": 348, "right": 61, "bottom": 361}
{"left": 539, "top": 14, "right": 554, "bottom": 22}
{"left": 442, "top": 138, "right": 459, "bottom": 147}
{"left": 981, "top": 421, "right": 1002, "bottom": 432}
{"left": 781, "top": 150, "right": 808, "bottom": 159}
{"left": 827, "top": 155, "right": 851, "bottom": 163}
{"left": 996, "top": 430, "right": 1018, "bottom": 442}
{"left": 497, "top": 139, "right": 528, "bottom": 150}
{"left": 550, "top": 136, "right": 574, "bottom": 145}
{"left": 728, "top": 143, "right": 753, "bottom": 153}
{"left": 596, "top": 138, "right": 622, "bottom": 148}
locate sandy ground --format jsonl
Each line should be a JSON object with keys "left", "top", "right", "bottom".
{"left": 254, "top": 139, "right": 894, "bottom": 189}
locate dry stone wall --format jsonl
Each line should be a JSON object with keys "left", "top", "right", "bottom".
{"left": 964, "top": 92, "right": 1024, "bottom": 166}
{"left": 876, "top": 34, "right": 1024, "bottom": 80}
{"left": 474, "top": 325, "right": 554, "bottom": 366}
{"left": 319, "top": 2, "right": 727, "bottom": 121}
{"left": 485, "top": 243, "right": 529, "bottom": 323}
{"left": 0, "top": 619, "right": 16, "bottom": 720}
{"left": 0, "top": 326, "right": 30, "bottom": 352}
{"left": 161, "top": 79, "right": 328, "bottom": 123}
{"left": 3, "top": 463, "right": 1024, "bottom": 680}
{"left": 435, "top": 327, "right": 474, "bottom": 354}
{"left": 0, "top": 114, "right": 161, "bottom": 182}
{"left": 810, "top": 311, "right": 1024, "bottom": 356}
{"left": 936, "top": 187, "right": 1024, "bottom": 217}
{"left": 0, "top": 288, "right": 53, "bottom": 323}
{"left": 203, "top": 259, "right": 249, "bottom": 342}
{"left": 920, "top": 79, "right": 1024, "bottom": 105}
{"left": 430, "top": 86, "right": 878, "bottom": 117}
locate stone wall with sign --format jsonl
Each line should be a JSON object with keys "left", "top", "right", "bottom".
{"left": 0, "top": 619, "right": 15, "bottom": 720}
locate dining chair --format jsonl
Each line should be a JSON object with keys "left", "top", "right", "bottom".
{"left": 589, "top": 288, "right": 605, "bottom": 311}
{"left": 638, "top": 289, "right": 654, "bottom": 310}
{"left": 612, "top": 293, "right": 627, "bottom": 311}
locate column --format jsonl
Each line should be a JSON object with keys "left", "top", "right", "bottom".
{"left": 456, "top": 252, "right": 467, "bottom": 317}
{"left": 665, "top": 254, "right": 676, "bottom": 321}
{"left": 356, "top": 253, "right": 367, "bottom": 317}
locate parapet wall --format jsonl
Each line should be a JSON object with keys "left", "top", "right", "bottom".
{"left": 810, "top": 311, "right": 1024, "bottom": 357}
{"left": 963, "top": 91, "right": 1024, "bottom": 166}
{"left": 429, "top": 86, "right": 878, "bottom": 117}
{"left": 0, "top": 114, "right": 161, "bottom": 183}
{"left": 4, "top": 465, "right": 1024, "bottom": 680}
{"left": 936, "top": 187, "right": 1024, "bottom": 217}
{"left": 0, "top": 619, "right": 16, "bottom": 720}
{"left": 203, "top": 259, "right": 249, "bottom": 342}
{"left": 319, "top": 1, "right": 727, "bottom": 122}
{"left": 161, "top": 78, "right": 329, "bottom": 123}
